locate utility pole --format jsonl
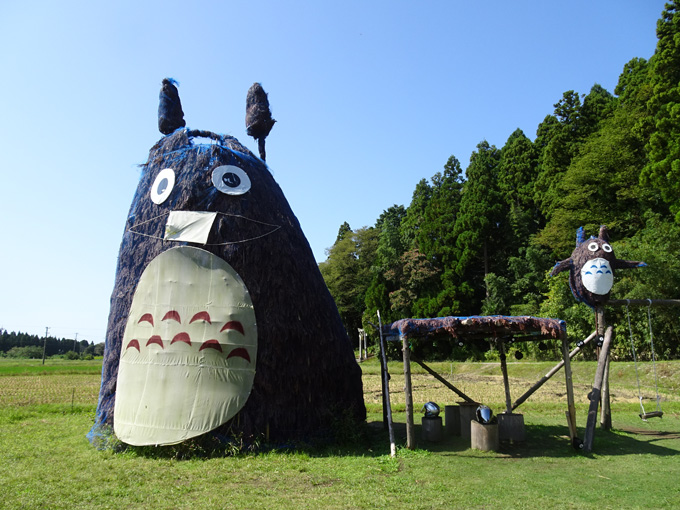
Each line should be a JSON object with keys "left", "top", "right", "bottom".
{"left": 42, "top": 327, "right": 50, "bottom": 365}
{"left": 73, "top": 332, "right": 78, "bottom": 353}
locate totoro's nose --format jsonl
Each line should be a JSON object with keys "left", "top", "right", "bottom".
{"left": 164, "top": 211, "right": 217, "bottom": 244}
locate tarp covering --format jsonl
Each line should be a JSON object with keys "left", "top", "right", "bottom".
{"left": 113, "top": 246, "right": 257, "bottom": 446}
{"left": 383, "top": 315, "right": 567, "bottom": 343}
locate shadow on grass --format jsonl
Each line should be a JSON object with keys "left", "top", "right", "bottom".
{"left": 108, "top": 418, "right": 680, "bottom": 460}
{"left": 358, "top": 420, "right": 680, "bottom": 459}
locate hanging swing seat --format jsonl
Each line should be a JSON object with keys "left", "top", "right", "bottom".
{"left": 640, "top": 410, "right": 663, "bottom": 420}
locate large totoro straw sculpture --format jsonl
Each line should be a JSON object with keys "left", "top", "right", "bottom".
{"left": 88, "top": 79, "right": 365, "bottom": 448}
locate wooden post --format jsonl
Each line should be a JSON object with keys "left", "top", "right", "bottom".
{"left": 402, "top": 333, "right": 415, "bottom": 450}
{"left": 378, "top": 335, "right": 388, "bottom": 429}
{"left": 600, "top": 352, "right": 612, "bottom": 430}
{"left": 497, "top": 338, "right": 513, "bottom": 414}
{"left": 358, "top": 329, "right": 363, "bottom": 361}
{"left": 595, "top": 305, "right": 612, "bottom": 430}
{"left": 562, "top": 332, "right": 578, "bottom": 446}
{"left": 377, "top": 312, "right": 396, "bottom": 457}
{"left": 583, "top": 326, "right": 614, "bottom": 453}
{"left": 512, "top": 331, "right": 596, "bottom": 411}
{"left": 42, "top": 327, "right": 49, "bottom": 365}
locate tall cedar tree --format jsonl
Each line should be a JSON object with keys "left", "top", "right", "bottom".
{"left": 497, "top": 128, "right": 540, "bottom": 251}
{"left": 642, "top": 1, "right": 680, "bottom": 221}
{"left": 416, "top": 156, "right": 465, "bottom": 316}
{"left": 453, "top": 141, "right": 504, "bottom": 308}
{"left": 533, "top": 91, "right": 584, "bottom": 222}
{"left": 369, "top": 205, "right": 407, "bottom": 325}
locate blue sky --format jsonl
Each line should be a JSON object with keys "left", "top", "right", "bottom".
{"left": 0, "top": 0, "right": 664, "bottom": 343}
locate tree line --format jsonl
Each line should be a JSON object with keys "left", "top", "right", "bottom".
{"left": 0, "top": 329, "right": 103, "bottom": 359}
{"left": 320, "top": 2, "right": 680, "bottom": 361}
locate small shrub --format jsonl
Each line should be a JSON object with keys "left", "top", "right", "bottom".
{"left": 6, "top": 346, "right": 43, "bottom": 359}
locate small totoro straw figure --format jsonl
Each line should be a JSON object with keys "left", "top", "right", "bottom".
{"left": 550, "top": 226, "right": 646, "bottom": 308}
{"left": 88, "top": 79, "right": 365, "bottom": 448}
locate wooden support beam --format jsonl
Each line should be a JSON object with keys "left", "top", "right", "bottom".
{"left": 583, "top": 326, "right": 614, "bottom": 453}
{"left": 608, "top": 299, "right": 680, "bottom": 307}
{"left": 498, "top": 338, "right": 513, "bottom": 414}
{"left": 562, "top": 334, "right": 578, "bottom": 446}
{"left": 595, "top": 305, "right": 612, "bottom": 431}
{"left": 600, "top": 352, "right": 612, "bottom": 430}
{"left": 410, "top": 354, "right": 476, "bottom": 404}
{"left": 402, "top": 334, "right": 415, "bottom": 450}
{"left": 512, "top": 331, "right": 596, "bottom": 411}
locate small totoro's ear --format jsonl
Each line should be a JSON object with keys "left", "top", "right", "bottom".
{"left": 576, "top": 226, "right": 585, "bottom": 246}
{"left": 158, "top": 78, "right": 186, "bottom": 135}
{"left": 599, "top": 225, "right": 610, "bottom": 242}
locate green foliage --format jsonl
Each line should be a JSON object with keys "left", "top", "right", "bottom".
{"left": 453, "top": 141, "right": 505, "bottom": 309}
{"left": 615, "top": 57, "right": 651, "bottom": 108}
{"left": 539, "top": 107, "right": 654, "bottom": 257}
{"left": 320, "top": 225, "right": 378, "bottom": 337}
{"left": 641, "top": 1, "right": 680, "bottom": 220}
{"left": 5, "top": 346, "right": 43, "bottom": 359}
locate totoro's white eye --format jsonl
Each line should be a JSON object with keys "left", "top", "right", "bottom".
{"left": 212, "top": 165, "right": 251, "bottom": 195}
{"left": 150, "top": 168, "right": 175, "bottom": 204}
{"left": 602, "top": 243, "right": 613, "bottom": 253}
{"left": 587, "top": 242, "right": 599, "bottom": 252}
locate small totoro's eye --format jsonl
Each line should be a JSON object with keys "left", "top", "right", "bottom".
{"left": 212, "top": 165, "right": 251, "bottom": 195}
{"left": 150, "top": 168, "right": 175, "bottom": 204}
{"left": 587, "top": 242, "right": 599, "bottom": 252}
{"left": 602, "top": 243, "right": 613, "bottom": 253}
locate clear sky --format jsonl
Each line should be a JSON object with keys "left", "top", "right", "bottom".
{"left": 0, "top": 0, "right": 665, "bottom": 343}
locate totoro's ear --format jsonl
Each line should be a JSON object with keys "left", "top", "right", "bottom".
{"left": 599, "top": 225, "right": 610, "bottom": 242}
{"left": 246, "top": 83, "right": 276, "bottom": 161}
{"left": 158, "top": 78, "right": 186, "bottom": 135}
{"left": 575, "top": 226, "right": 585, "bottom": 246}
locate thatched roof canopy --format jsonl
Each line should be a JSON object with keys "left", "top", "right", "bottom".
{"left": 383, "top": 315, "right": 567, "bottom": 343}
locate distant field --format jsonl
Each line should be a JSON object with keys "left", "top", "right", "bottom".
{"left": 0, "top": 357, "right": 678, "bottom": 509}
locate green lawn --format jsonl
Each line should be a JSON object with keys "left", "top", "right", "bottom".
{"left": 0, "top": 358, "right": 678, "bottom": 509}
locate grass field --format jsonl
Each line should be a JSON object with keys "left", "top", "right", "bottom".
{"left": 0, "top": 357, "right": 679, "bottom": 509}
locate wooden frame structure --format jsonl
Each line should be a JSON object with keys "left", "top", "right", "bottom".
{"left": 581, "top": 299, "right": 680, "bottom": 452}
{"left": 380, "top": 315, "right": 578, "bottom": 449}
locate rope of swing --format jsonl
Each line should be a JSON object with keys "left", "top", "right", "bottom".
{"left": 626, "top": 300, "right": 645, "bottom": 417}
{"left": 646, "top": 299, "right": 662, "bottom": 413}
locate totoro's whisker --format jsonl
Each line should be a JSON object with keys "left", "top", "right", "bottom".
{"left": 127, "top": 211, "right": 281, "bottom": 245}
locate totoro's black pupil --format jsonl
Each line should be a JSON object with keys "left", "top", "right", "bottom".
{"left": 222, "top": 172, "right": 241, "bottom": 188}
{"left": 157, "top": 178, "right": 168, "bottom": 194}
